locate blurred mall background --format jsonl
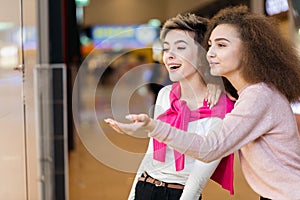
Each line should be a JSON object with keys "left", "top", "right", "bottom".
{"left": 0, "top": 0, "right": 299, "bottom": 199}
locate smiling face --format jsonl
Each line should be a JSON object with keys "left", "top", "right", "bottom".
{"left": 162, "top": 29, "right": 202, "bottom": 82}
{"left": 206, "top": 24, "right": 243, "bottom": 81}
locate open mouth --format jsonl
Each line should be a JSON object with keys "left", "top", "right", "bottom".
{"left": 169, "top": 65, "right": 181, "bottom": 70}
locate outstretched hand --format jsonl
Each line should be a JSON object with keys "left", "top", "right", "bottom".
{"left": 104, "top": 114, "right": 157, "bottom": 136}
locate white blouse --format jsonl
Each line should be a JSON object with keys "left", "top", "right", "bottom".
{"left": 128, "top": 85, "right": 224, "bottom": 200}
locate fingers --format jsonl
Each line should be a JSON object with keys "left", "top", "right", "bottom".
{"left": 206, "top": 84, "right": 215, "bottom": 108}
{"left": 104, "top": 118, "right": 116, "bottom": 125}
{"left": 206, "top": 84, "right": 222, "bottom": 108}
{"left": 126, "top": 114, "right": 149, "bottom": 122}
{"left": 209, "top": 94, "right": 215, "bottom": 108}
{"left": 105, "top": 114, "right": 147, "bottom": 124}
{"left": 206, "top": 88, "right": 216, "bottom": 108}
{"left": 213, "top": 89, "right": 222, "bottom": 107}
{"left": 104, "top": 118, "right": 124, "bottom": 134}
{"left": 104, "top": 114, "right": 153, "bottom": 136}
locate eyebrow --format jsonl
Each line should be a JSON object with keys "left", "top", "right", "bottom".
{"left": 163, "top": 40, "right": 188, "bottom": 45}
{"left": 213, "top": 38, "right": 230, "bottom": 42}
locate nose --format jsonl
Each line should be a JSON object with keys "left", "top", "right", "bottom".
{"left": 163, "top": 49, "right": 176, "bottom": 61}
{"left": 206, "top": 46, "right": 215, "bottom": 58}
{"left": 166, "top": 50, "right": 176, "bottom": 59}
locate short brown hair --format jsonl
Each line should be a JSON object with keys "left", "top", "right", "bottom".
{"left": 160, "top": 13, "right": 209, "bottom": 46}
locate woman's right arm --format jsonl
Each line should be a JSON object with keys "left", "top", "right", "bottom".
{"left": 127, "top": 139, "right": 153, "bottom": 200}
{"left": 127, "top": 86, "right": 171, "bottom": 199}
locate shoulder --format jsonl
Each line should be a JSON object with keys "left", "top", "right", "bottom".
{"left": 241, "top": 83, "right": 274, "bottom": 96}
{"left": 154, "top": 85, "right": 172, "bottom": 114}
{"left": 238, "top": 83, "right": 275, "bottom": 103}
{"left": 160, "top": 84, "right": 172, "bottom": 92}
{"left": 157, "top": 84, "right": 172, "bottom": 97}
{"left": 239, "top": 82, "right": 290, "bottom": 111}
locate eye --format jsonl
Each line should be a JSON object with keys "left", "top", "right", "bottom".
{"left": 177, "top": 46, "right": 186, "bottom": 50}
{"left": 162, "top": 47, "right": 169, "bottom": 52}
{"left": 217, "top": 43, "right": 226, "bottom": 48}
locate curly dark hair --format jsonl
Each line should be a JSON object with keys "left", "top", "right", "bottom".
{"left": 204, "top": 5, "right": 300, "bottom": 102}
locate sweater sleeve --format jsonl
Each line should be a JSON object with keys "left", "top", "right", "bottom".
{"left": 128, "top": 85, "right": 171, "bottom": 199}
{"left": 149, "top": 85, "right": 274, "bottom": 162}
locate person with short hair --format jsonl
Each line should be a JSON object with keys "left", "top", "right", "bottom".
{"left": 126, "top": 13, "right": 235, "bottom": 200}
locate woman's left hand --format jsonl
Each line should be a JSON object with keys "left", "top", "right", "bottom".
{"left": 206, "top": 83, "right": 222, "bottom": 108}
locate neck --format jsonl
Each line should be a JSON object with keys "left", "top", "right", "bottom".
{"left": 179, "top": 77, "right": 207, "bottom": 109}
{"left": 226, "top": 73, "right": 249, "bottom": 92}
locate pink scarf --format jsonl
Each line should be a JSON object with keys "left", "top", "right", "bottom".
{"left": 154, "top": 82, "right": 235, "bottom": 194}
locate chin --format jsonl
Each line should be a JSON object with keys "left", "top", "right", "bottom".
{"left": 210, "top": 69, "right": 220, "bottom": 76}
{"left": 169, "top": 77, "right": 179, "bottom": 82}
{"left": 169, "top": 74, "right": 183, "bottom": 82}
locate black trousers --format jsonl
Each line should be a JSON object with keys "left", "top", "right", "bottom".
{"left": 134, "top": 181, "right": 202, "bottom": 200}
{"left": 260, "top": 196, "right": 272, "bottom": 200}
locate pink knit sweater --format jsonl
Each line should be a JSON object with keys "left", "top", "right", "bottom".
{"left": 149, "top": 82, "right": 300, "bottom": 199}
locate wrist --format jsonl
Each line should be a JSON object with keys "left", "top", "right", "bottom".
{"left": 147, "top": 119, "right": 157, "bottom": 132}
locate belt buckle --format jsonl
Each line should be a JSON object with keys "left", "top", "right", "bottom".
{"left": 155, "top": 180, "right": 163, "bottom": 187}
